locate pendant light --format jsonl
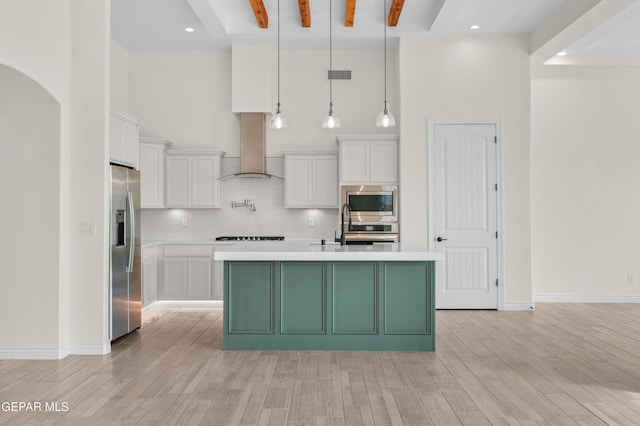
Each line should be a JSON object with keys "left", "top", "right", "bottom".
{"left": 322, "top": 0, "right": 341, "bottom": 129}
{"left": 376, "top": 0, "right": 395, "bottom": 128}
{"left": 269, "top": 0, "right": 287, "bottom": 129}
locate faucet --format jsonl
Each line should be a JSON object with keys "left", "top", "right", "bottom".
{"left": 231, "top": 199, "right": 256, "bottom": 211}
{"left": 340, "top": 203, "right": 352, "bottom": 246}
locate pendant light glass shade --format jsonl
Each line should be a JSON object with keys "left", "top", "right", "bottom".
{"left": 270, "top": 103, "right": 288, "bottom": 129}
{"left": 269, "top": 0, "right": 287, "bottom": 129}
{"left": 376, "top": 0, "right": 395, "bottom": 128}
{"left": 376, "top": 101, "right": 395, "bottom": 128}
{"left": 322, "top": 103, "right": 341, "bottom": 129}
{"left": 322, "top": 0, "right": 341, "bottom": 128}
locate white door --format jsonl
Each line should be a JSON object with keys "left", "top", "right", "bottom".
{"left": 431, "top": 123, "right": 499, "bottom": 309}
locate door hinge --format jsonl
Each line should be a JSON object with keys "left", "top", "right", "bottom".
{"left": 495, "top": 279, "right": 499, "bottom": 287}
{"left": 494, "top": 136, "right": 497, "bottom": 144}
{"left": 495, "top": 183, "right": 498, "bottom": 191}
{"left": 495, "top": 231, "right": 498, "bottom": 238}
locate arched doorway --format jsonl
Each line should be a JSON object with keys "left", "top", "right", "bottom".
{"left": 0, "top": 64, "right": 62, "bottom": 355}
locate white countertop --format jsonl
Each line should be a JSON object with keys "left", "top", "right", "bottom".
{"left": 142, "top": 240, "right": 235, "bottom": 248}
{"left": 212, "top": 241, "right": 443, "bottom": 261}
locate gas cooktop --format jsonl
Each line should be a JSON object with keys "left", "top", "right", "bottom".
{"left": 215, "top": 236, "right": 285, "bottom": 241}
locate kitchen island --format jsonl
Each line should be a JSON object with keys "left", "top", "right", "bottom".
{"left": 213, "top": 242, "right": 443, "bottom": 351}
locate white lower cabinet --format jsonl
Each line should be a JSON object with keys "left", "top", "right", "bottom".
{"left": 186, "top": 258, "right": 212, "bottom": 299}
{"left": 161, "top": 245, "right": 217, "bottom": 300}
{"left": 142, "top": 246, "right": 159, "bottom": 307}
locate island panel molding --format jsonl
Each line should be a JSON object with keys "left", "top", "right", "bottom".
{"left": 280, "top": 262, "right": 326, "bottom": 335}
{"left": 332, "top": 262, "right": 378, "bottom": 335}
{"left": 226, "top": 262, "right": 275, "bottom": 334}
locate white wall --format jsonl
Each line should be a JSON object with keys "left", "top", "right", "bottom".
{"left": 531, "top": 65, "right": 640, "bottom": 300}
{"left": 398, "top": 35, "right": 533, "bottom": 307}
{"left": 127, "top": 49, "right": 397, "bottom": 154}
{"left": 125, "top": 48, "right": 397, "bottom": 240}
{"left": 110, "top": 40, "right": 129, "bottom": 111}
{"left": 0, "top": 67, "right": 61, "bottom": 350}
{"left": 0, "top": 0, "right": 110, "bottom": 358}
{"left": 0, "top": 0, "right": 71, "bottom": 357}
{"left": 68, "top": 0, "right": 111, "bottom": 353}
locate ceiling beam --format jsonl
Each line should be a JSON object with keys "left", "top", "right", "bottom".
{"left": 249, "top": 0, "right": 269, "bottom": 29}
{"left": 345, "top": 0, "right": 356, "bottom": 27}
{"left": 387, "top": 0, "right": 405, "bottom": 27}
{"left": 298, "top": 0, "right": 311, "bottom": 28}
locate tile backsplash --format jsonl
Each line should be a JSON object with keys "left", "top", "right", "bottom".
{"left": 141, "top": 157, "right": 340, "bottom": 241}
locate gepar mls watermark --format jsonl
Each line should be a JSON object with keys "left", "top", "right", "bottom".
{"left": 2, "top": 401, "right": 69, "bottom": 413}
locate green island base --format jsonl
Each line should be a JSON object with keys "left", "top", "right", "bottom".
{"left": 223, "top": 261, "right": 435, "bottom": 351}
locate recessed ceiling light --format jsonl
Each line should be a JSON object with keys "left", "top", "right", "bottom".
{"left": 470, "top": 25, "right": 480, "bottom": 30}
{"left": 556, "top": 50, "right": 567, "bottom": 56}
{"left": 185, "top": 27, "right": 195, "bottom": 33}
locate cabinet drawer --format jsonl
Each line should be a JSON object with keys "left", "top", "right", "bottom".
{"left": 163, "top": 245, "right": 212, "bottom": 257}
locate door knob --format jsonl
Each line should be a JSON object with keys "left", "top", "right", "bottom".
{"left": 436, "top": 236, "right": 448, "bottom": 242}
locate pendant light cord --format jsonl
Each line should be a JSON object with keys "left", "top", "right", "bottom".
{"left": 383, "top": 0, "right": 387, "bottom": 109}
{"left": 329, "top": 0, "right": 333, "bottom": 112}
{"left": 277, "top": 0, "right": 281, "bottom": 111}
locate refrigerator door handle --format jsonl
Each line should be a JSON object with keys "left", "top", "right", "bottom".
{"left": 126, "top": 190, "right": 136, "bottom": 273}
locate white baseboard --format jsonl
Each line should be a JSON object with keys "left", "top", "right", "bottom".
{"left": 534, "top": 294, "right": 640, "bottom": 303}
{"left": 501, "top": 303, "right": 536, "bottom": 311}
{"left": 0, "top": 342, "right": 110, "bottom": 360}
{"left": 68, "top": 343, "right": 110, "bottom": 356}
{"left": 0, "top": 346, "right": 68, "bottom": 360}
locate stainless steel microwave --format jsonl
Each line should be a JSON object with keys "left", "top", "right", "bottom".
{"left": 341, "top": 185, "right": 398, "bottom": 223}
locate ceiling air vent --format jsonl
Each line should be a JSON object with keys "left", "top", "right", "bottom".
{"left": 328, "top": 70, "right": 352, "bottom": 80}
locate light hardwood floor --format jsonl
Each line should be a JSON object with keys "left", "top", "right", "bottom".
{"left": 2, "top": 304, "right": 640, "bottom": 425}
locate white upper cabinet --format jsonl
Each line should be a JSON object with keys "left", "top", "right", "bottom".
{"left": 110, "top": 107, "right": 143, "bottom": 169}
{"left": 284, "top": 152, "right": 338, "bottom": 208}
{"left": 139, "top": 137, "right": 171, "bottom": 209}
{"left": 165, "top": 150, "right": 225, "bottom": 208}
{"left": 337, "top": 135, "right": 398, "bottom": 184}
{"left": 231, "top": 45, "right": 272, "bottom": 113}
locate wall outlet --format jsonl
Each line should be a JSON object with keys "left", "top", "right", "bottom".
{"left": 308, "top": 216, "right": 315, "bottom": 227}
{"left": 181, "top": 216, "right": 188, "bottom": 227}
{"left": 628, "top": 273, "right": 635, "bottom": 284}
{"left": 77, "top": 221, "right": 96, "bottom": 236}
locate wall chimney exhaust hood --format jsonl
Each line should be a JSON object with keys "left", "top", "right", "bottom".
{"left": 221, "top": 113, "right": 281, "bottom": 179}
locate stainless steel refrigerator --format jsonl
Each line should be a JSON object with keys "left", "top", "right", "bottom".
{"left": 109, "top": 164, "right": 142, "bottom": 341}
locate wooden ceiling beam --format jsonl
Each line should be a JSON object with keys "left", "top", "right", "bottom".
{"left": 298, "top": 0, "right": 311, "bottom": 28}
{"left": 249, "top": 0, "right": 269, "bottom": 29}
{"left": 387, "top": 0, "right": 405, "bottom": 27}
{"left": 345, "top": 0, "right": 356, "bottom": 27}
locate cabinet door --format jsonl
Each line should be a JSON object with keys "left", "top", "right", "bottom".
{"left": 165, "top": 156, "right": 191, "bottom": 207}
{"left": 110, "top": 115, "right": 140, "bottom": 169}
{"left": 142, "top": 257, "right": 158, "bottom": 307}
{"left": 139, "top": 144, "right": 165, "bottom": 208}
{"left": 187, "top": 258, "right": 212, "bottom": 299}
{"left": 122, "top": 122, "right": 139, "bottom": 169}
{"left": 191, "top": 156, "right": 220, "bottom": 207}
{"left": 340, "top": 141, "right": 369, "bottom": 183}
{"left": 369, "top": 141, "right": 397, "bottom": 183}
{"left": 312, "top": 155, "right": 338, "bottom": 207}
{"left": 212, "top": 260, "right": 224, "bottom": 300}
{"left": 280, "top": 262, "right": 326, "bottom": 334}
{"left": 162, "top": 258, "right": 187, "bottom": 299}
{"left": 109, "top": 117, "right": 123, "bottom": 165}
{"left": 285, "top": 155, "right": 313, "bottom": 207}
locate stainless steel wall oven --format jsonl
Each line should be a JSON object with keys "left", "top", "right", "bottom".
{"left": 340, "top": 185, "right": 398, "bottom": 244}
